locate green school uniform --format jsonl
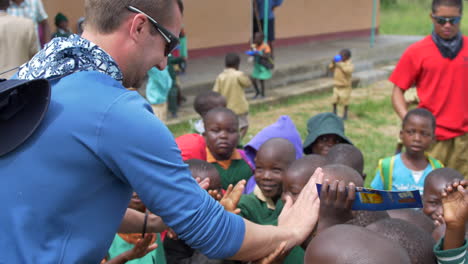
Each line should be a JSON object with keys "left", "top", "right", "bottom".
{"left": 238, "top": 187, "right": 305, "bottom": 264}
{"left": 207, "top": 148, "right": 253, "bottom": 190}
{"left": 107, "top": 233, "right": 166, "bottom": 264}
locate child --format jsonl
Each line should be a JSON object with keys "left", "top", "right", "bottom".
{"left": 303, "top": 113, "right": 353, "bottom": 156}
{"left": 251, "top": 32, "right": 272, "bottom": 99}
{"left": 326, "top": 143, "right": 365, "bottom": 180}
{"left": 145, "top": 67, "right": 172, "bottom": 122}
{"left": 192, "top": 91, "right": 227, "bottom": 134}
{"left": 367, "top": 218, "right": 437, "bottom": 264}
{"left": 203, "top": 107, "right": 253, "bottom": 189}
{"left": 305, "top": 225, "right": 411, "bottom": 264}
{"left": 282, "top": 155, "right": 327, "bottom": 203}
{"left": 237, "top": 138, "right": 304, "bottom": 263}
{"left": 244, "top": 115, "right": 303, "bottom": 193}
{"left": 422, "top": 168, "right": 466, "bottom": 241}
{"left": 103, "top": 192, "right": 166, "bottom": 264}
{"left": 329, "top": 49, "right": 354, "bottom": 120}
{"left": 433, "top": 180, "right": 467, "bottom": 264}
{"left": 164, "top": 159, "right": 224, "bottom": 264}
{"left": 370, "top": 108, "right": 443, "bottom": 194}
{"left": 213, "top": 53, "right": 252, "bottom": 138}
{"left": 52, "top": 13, "right": 72, "bottom": 39}
{"left": 387, "top": 209, "right": 435, "bottom": 234}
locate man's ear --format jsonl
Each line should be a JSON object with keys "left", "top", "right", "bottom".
{"left": 129, "top": 14, "right": 147, "bottom": 42}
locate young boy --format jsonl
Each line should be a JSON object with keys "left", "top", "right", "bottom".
{"left": 191, "top": 91, "right": 227, "bottom": 134}
{"left": 326, "top": 143, "right": 365, "bottom": 180}
{"left": 213, "top": 53, "right": 252, "bottom": 138}
{"left": 329, "top": 49, "right": 354, "bottom": 120}
{"left": 305, "top": 225, "right": 411, "bottom": 264}
{"left": 303, "top": 113, "right": 353, "bottom": 156}
{"left": 237, "top": 137, "right": 303, "bottom": 263}
{"left": 164, "top": 159, "right": 224, "bottom": 264}
{"left": 103, "top": 192, "right": 166, "bottom": 264}
{"left": 203, "top": 107, "right": 253, "bottom": 189}
{"left": 433, "top": 179, "right": 468, "bottom": 264}
{"left": 52, "top": 12, "right": 72, "bottom": 39}
{"left": 370, "top": 108, "right": 443, "bottom": 194}
{"left": 367, "top": 218, "right": 437, "bottom": 264}
{"left": 422, "top": 168, "right": 466, "bottom": 241}
{"left": 251, "top": 32, "right": 272, "bottom": 99}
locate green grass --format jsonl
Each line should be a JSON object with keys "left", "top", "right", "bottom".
{"left": 380, "top": 0, "right": 468, "bottom": 35}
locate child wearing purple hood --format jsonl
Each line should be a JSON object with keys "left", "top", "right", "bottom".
{"left": 243, "top": 115, "right": 303, "bottom": 193}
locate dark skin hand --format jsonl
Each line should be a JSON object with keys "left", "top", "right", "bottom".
{"left": 441, "top": 180, "right": 468, "bottom": 250}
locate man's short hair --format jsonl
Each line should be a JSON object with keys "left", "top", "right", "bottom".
{"left": 225, "top": 53, "right": 240, "bottom": 69}
{"left": 84, "top": 0, "right": 184, "bottom": 34}
{"left": 432, "top": 0, "right": 463, "bottom": 14}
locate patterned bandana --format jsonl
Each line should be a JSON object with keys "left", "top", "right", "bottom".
{"left": 17, "top": 34, "right": 123, "bottom": 82}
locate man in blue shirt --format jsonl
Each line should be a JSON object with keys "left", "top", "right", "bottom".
{"left": 0, "top": 0, "right": 321, "bottom": 263}
{"left": 253, "top": 0, "right": 284, "bottom": 55}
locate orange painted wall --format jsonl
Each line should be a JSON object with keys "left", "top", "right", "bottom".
{"left": 42, "top": 0, "right": 379, "bottom": 49}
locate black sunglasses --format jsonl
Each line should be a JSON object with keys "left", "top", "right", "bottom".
{"left": 432, "top": 15, "right": 462, "bottom": 25}
{"left": 127, "top": 6, "right": 180, "bottom": 56}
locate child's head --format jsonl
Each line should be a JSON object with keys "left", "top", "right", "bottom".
{"left": 305, "top": 224, "right": 411, "bottom": 264}
{"left": 225, "top": 53, "right": 241, "bottom": 70}
{"left": 400, "top": 108, "right": 436, "bottom": 155}
{"left": 254, "top": 32, "right": 264, "bottom": 45}
{"left": 322, "top": 164, "right": 364, "bottom": 187}
{"left": 339, "top": 49, "right": 352, "bottom": 61}
{"left": 193, "top": 91, "right": 227, "bottom": 118}
{"left": 283, "top": 154, "right": 327, "bottom": 203}
{"left": 387, "top": 209, "right": 435, "bottom": 234}
{"left": 303, "top": 113, "right": 352, "bottom": 156}
{"left": 55, "top": 12, "right": 69, "bottom": 30}
{"left": 203, "top": 107, "right": 239, "bottom": 161}
{"left": 128, "top": 192, "right": 146, "bottom": 213}
{"left": 326, "top": 143, "right": 365, "bottom": 177}
{"left": 347, "top": 210, "right": 389, "bottom": 227}
{"left": 254, "top": 138, "right": 296, "bottom": 200}
{"left": 366, "top": 218, "right": 436, "bottom": 264}
{"left": 185, "top": 159, "right": 222, "bottom": 192}
{"left": 423, "top": 168, "right": 464, "bottom": 221}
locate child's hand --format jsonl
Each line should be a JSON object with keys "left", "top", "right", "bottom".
{"left": 124, "top": 234, "right": 158, "bottom": 261}
{"left": 441, "top": 180, "right": 468, "bottom": 229}
{"left": 208, "top": 189, "right": 222, "bottom": 201}
{"left": 317, "top": 180, "right": 356, "bottom": 233}
{"left": 253, "top": 241, "right": 287, "bottom": 264}
{"left": 166, "top": 228, "right": 179, "bottom": 240}
{"left": 195, "top": 177, "right": 210, "bottom": 190}
{"left": 219, "top": 180, "right": 246, "bottom": 214}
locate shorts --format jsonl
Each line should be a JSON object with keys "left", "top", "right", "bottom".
{"left": 332, "top": 86, "right": 352, "bottom": 106}
{"left": 238, "top": 113, "right": 249, "bottom": 130}
{"left": 253, "top": 17, "right": 275, "bottom": 42}
{"left": 427, "top": 133, "right": 468, "bottom": 179}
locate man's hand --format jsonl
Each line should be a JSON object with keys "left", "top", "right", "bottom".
{"left": 317, "top": 180, "right": 356, "bottom": 233}
{"left": 278, "top": 168, "right": 323, "bottom": 248}
{"left": 220, "top": 180, "right": 246, "bottom": 214}
{"left": 195, "top": 177, "right": 210, "bottom": 190}
{"left": 441, "top": 180, "right": 468, "bottom": 229}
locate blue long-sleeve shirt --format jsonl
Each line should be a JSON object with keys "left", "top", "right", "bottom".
{"left": 0, "top": 71, "right": 245, "bottom": 263}
{"left": 256, "top": 0, "right": 284, "bottom": 19}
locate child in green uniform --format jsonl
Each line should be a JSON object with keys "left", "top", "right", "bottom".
{"left": 251, "top": 32, "right": 272, "bottom": 99}
{"left": 238, "top": 138, "right": 304, "bottom": 263}
{"left": 203, "top": 107, "right": 253, "bottom": 189}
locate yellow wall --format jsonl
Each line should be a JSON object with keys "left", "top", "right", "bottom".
{"left": 42, "top": 0, "right": 379, "bottom": 50}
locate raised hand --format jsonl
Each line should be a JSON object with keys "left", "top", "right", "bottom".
{"left": 195, "top": 177, "right": 210, "bottom": 190}
{"left": 253, "top": 241, "right": 287, "bottom": 264}
{"left": 441, "top": 180, "right": 468, "bottom": 229}
{"left": 317, "top": 179, "right": 356, "bottom": 233}
{"left": 125, "top": 233, "right": 158, "bottom": 261}
{"left": 220, "top": 180, "right": 246, "bottom": 214}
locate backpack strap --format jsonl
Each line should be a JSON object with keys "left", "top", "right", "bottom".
{"left": 428, "top": 156, "right": 444, "bottom": 169}
{"left": 378, "top": 156, "right": 395, "bottom": 190}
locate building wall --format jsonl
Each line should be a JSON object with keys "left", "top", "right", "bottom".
{"left": 42, "top": 0, "right": 380, "bottom": 57}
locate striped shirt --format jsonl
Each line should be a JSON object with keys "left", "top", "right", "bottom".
{"left": 434, "top": 239, "right": 467, "bottom": 264}
{"left": 7, "top": 0, "right": 48, "bottom": 24}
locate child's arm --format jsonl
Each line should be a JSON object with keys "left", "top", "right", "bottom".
{"left": 335, "top": 61, "right": 354, "bottom": 75}
{"left": 104, "top": 234, "right": 158, "bottom": 264}
{"left": 238, "top": 73, "right": 253, "bottom": 89}
{"left": 440, "top": 180, "right": 468, "bottom": 250}
{"left": 118, "top": 208, "right": 167, "bottom": 234}
{"left": 316, "top": 179, "right": 356, "bottom": 233}
{"left": 220, "top": 180, "right": 246, "bottom": 214}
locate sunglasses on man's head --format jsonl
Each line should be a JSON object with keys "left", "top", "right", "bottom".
{"left": 127, "top": 6, "right": 180, "bottom": 57}
{"left": 432, "top": 15, "right": 462, "bottom": 25}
